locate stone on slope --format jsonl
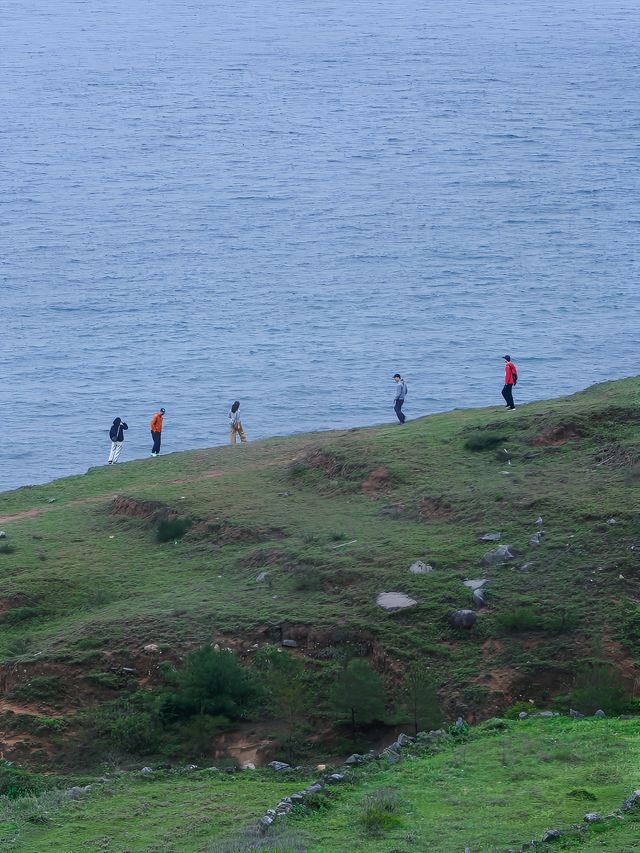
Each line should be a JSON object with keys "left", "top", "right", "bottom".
{"left": 480, "top": 545, "right": 516, "bottom": 566}
{"left": 472, "top": 588, "right": 486, "bottom": 607}
{"left": 480, "top": 532, "right": 501, "bottom": 542}
{"left": 376, "top": 592, "right": 417, "bottom": 612}
{"left": 463, "top": 579, "right": 488, "bottom": 591}
{"left": 448, "top": 609, "right": 477, "bottom": 629}
{"left": 408, "top": 561, "right": 433, "bottom": 574}
{"left": 594, "top": 709, "right": 606, "bottom": 718}
{"left": 529, "top": 532, "right": 542, "bottom": 547}
{"left": 535, "top": 516, "right": 544, "bottom": 526}
{"left": 267, "top": 761, "right": 291, "bottom": 772}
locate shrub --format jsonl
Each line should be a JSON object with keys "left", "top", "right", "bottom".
{"left": 3, "top": 607, "right": 46, "bottom": 625}
{"left": 82, "top": 696, "right": 162, "bottom": 755}
{"left": 568, "top": 663, "right": 631, "bottom": 716}
{"left": 495, "top": 607, "right": 543, "bottom": 633}
{"left": 157, "top": 516, "right": 192, "bottom": 543}
{"left": 401, "top": 664, "right": 442, "bottom": 735}
{"left": 464, "top": 432, "right": 508, "bottom": 452}
{"left": 331, "top": 658, "right": 387, "bottom": 742}
{"left": 504, "top": 701, "right": 539, "bottom": 719}
{"left": 160, "top": 646, "right": 260, "bottom": 721}
{"left": 358, "top": 788, "right": 402, "bottom": 836}
{"left": 8, "top": 676, "right": 65, "bottom": 703}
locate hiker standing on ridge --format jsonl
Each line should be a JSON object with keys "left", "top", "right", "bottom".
{"left": 501, "top": 355, "right": 518, "bottom": 410}
{"left": 229, "top": 401, "right": 247, "bottom": 445}
{"left": 150, "top": 408, "right": 165, "bottom": 456}
{"left": 393, "top": 373, "right": 407, "bottom": 423}
{"left": 107, "top": 417, "right": 128, "bottom": 464}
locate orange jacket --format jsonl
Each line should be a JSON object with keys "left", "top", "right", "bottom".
{"left": 150, "top": 412, "right": 164, "bottom": 432}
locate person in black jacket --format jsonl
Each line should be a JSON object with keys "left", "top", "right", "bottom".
{"left": 108, "top": 417, "right": 128, "bottom": 464}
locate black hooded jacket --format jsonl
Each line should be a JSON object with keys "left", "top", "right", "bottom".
{"left": 109, "top": 418, "right": 128, "bottom": 443}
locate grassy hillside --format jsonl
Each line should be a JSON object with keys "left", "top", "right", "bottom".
{"left": 2, "top": 717, "right": 640, "bottom": 852}
{"left": 0, "top": 377, "right": 638, "bottom": 771}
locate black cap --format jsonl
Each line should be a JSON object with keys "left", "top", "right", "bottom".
{"left": 160, "top": 407, "right": 165, "bottom": 414}
{"left": 503, "top": 355, "right": 510, "bottom": 361}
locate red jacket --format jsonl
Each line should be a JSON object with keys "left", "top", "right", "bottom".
{"left": 504, "top": 361, "right": 518, "bottom": 386}
{"left": 150, "top": 412, "right": 164, "bottom": 432}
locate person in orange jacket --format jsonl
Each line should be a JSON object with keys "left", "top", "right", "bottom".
{"left": 150, "top": 408, "right": 165, "bottom": 456}
{"left": 501, "top": 355, "right": 518, "bottom": 410}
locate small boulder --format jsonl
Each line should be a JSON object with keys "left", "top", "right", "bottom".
{"left": 463, "top": 579, "right": 488, "bottom": 591}
{"left": 243, "top": 762, "right": 256, "bottom": 771}
{"left": 607, "top": 517, "right": 617, "bottom": 525}
{"left": 542, "top": 830, "right": 561, "bottom": 842}
{"left": 267, "top": 761, "right": 291, "bottom": 772}
{"left": 448, "top": 609, "right": 477, "bottom": 629}
{"left": 594, "top": 709, "right": 606, "bottom": 718}
{"left": 143, "top": 643, "right": 160, "bottom": 653}
{"left": 518, "top": 712, "right": 528, "bottom": 720}
{"left": 258, "top": 815, "right": 274, "bottom": 830}
{"left": 584, "top": 812, "right": 603, "bottom": 823}
{"left": 569, "top": 709, "right": 584, "bottom": 719}
{"left": 0, "top": 532, "right": 6, "bottom": 539}
{"left": 255, "top": 571, "right": 269, "bottom": 582}
{"left": 281, "top": 639, "right": 297, "bottom": 648}
{"left": 327, "top": 773, "right": 345, "bottom": 783}
{"left": 305, "top": 783, "right": 323, "bottom": 795}
{"left": 519, "top": 561, "right": 535, "bottom": 572}
{"left": 535, "top": 517, "right": 544, "bottom": 526}
{"left": 344, "top": 753, "right": 364, "bottom": 765}
{"left": 140, "top": 767, "right": 153, "bottom": 774}
{"left": 386, "top": 751, "right": 400, "bottom": 765}
{"left": 481, "top": 545, "right": 516, "bottom": 566}
{"left": 182, "top": 764, "right": 198, "bottom": 772}
{"left": 621, "top": 790, "right": 640, "bottom": 811}
{"left": 66, "top": 785, "right": 91, "bottom": 799}
{"left": 529, "top": 532, "right": 542, "bottom": 547}
{"left": 472, "top": 588, "right": 486, "bottom": 607}
{"left": 408, "top": 561, "right": 433, "bottom": 574}
{"left": 396, "top": 733, "right": 414, "bottom": 747}
{"left": 376, "top": 592, "right": 417, "bottom": 612}
{"left": 480, "top": 532, "right": 502, "bottom": 542}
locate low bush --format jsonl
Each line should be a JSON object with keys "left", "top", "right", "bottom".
{"left": 567, "top": 663, "right": 632, "bottom": 716}
{"left": 8, "top": 676, "right": 65, "bottom": 704}
{"left": 358, "top": 787, "right": 402, "bottom": 836}
{"left": 3, "top": 607, "right": 47, "bottom": 625}
{"left": 157, "top": 516, "right": 192, "bottom": 543}
{"left": 464, "top": 432, "right": 508, "bottom": 452}
{"left": 495, "top": 607, "right": 543, "bottom": 633}
{"left": 504, "top": 701, "right": 539, "bottom": 719}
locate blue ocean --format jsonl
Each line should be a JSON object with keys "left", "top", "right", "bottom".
{"left": 2, "top": 0, "right": 638, "bottom": 491}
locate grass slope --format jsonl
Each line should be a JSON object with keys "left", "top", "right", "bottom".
{"left": 0, "top": 377, "right": 638, "bottom": 765}
{"left": 2, "top": 718, "right": 640, "bottom": 852}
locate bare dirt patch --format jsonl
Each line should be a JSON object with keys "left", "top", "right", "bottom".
{"left": 0, "top": 508, "right": 45, "bottom": 524}
{"left": 110, "top": 495, "right": 175, "bottom": 520}
{"left": 361, "top": 466, "right": 393, "bottom": 497}
{"left": 533, "top": 423, "right": 584, "bottom": 447}
{"left": 418, "top": 496, "right": 455, "bottom": 520}
{"left": 191, "top": 519, "right": 287, "bottom": 546}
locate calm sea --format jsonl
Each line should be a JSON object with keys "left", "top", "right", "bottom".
{"left": 2, "top": 0, "right": 638, "bottom": 492}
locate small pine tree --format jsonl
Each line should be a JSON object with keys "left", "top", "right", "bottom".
{"left": 331, "top": 658, "right": 387, "bottom": 742}
{"left": 402, "top": 664, "right": 442, "bottom": 736}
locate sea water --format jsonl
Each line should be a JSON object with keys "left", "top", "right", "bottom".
{"left": 2, "top": 0, "right": 638, "bottom": 492}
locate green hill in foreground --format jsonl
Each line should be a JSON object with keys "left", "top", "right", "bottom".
{"left": 0, "top": 377, "right": 638, "bottom": 851}
{"left": 2, "top": 717, "right": 640, "bottom": 852}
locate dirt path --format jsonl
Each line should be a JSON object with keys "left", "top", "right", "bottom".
{"left": 0, "top": 507, "right": 45, "bottom": 524}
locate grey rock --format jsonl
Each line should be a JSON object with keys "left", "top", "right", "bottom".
{"left": 258, "top": 815, "right": 274, "bottom": 830}
{"left": 481, "top": 545, "right": 516, "bottom": 566}
{"left": 290, "top": 792, "right": 305, "bottom": 803}
{"left": 535, "top": 517, "right": 544, "bottom": 526}
{"left": 542, "top": 830, "right": 561, "bottom": 842}
{"left": 243, "top": 762, "right": 256, "bottom": 771}
{"left": 140, "top": 766, "right": 153, "bottom": 774}
{"left": 66, "top": 785, "right": 91, "bottom": 799}
{"left": 305, "top": 783, "right": 323, "bottom": 795}
{"left": 428, "top": 729, "right": 446, "bottom": 737}
{"left": 408, "top": 560, "right": 433, "bottom": 574}
{"left": 448, "top": 609, "right": 477, "bottom": 629}
{"left": 518, "top": 711, "right": 528, "bottom": 719}
{"left": 569, "top": 709, "right": 585, "bottom": 719}
{"left": 344, "top": 753, "right": 364, "bottom": 765}
{"left": 529, "top": 532, "right": 542, "bottom": 547}
{"left": 386, "top": 751, "right": 400, "bottom": 765}
{"left": 455, "top": 717, "right": 465, "bottom": 729}
{"left": 396, "top": 733, "right": 414, "bottom": 747}
{"left": 584, "top": 812, "right": 603, "bottom": 823}
{"left": 376, "top": 591, "right": 417, "bottom": 612}
{"left": 480, "top": 532, "right": 502, "bottom": 542}
{"left": 538, "top": 711, "right": 554, "bottom": 718}
{"left": 276, "top": 803, "right": 292, "bottom": 815}
{"left": 0, "top": 532, "right": 6, "bottom": 539}
{"left": 327, "top": 773, "right": 345, "bottom": 783}
{"left": 464, "top": 578, "right": 488, "bottom": 591}
{"left": 472, "top": 588, "right": 486, "bottom": 607}
{"left": 519, "top": 561, "right": 536, "bottom": 572}
{"left": 594, "top": 709, "right": 606, "bottom": 718}
{"left": 607, "top": 517, "right": 617, "bottom": 525}
{"left": 621, "top": 790, "right": 640, "bottom": 811}
{"left": 255, "top": 571, "right": 269, "bottom": 582}
{"left": 619, "top": 714, "right": 634, "bottom": 720}
{"left": 281, "top": 639, "right": 297, "bottom": 648}
{"left": 267, "top": 761, "right": 291, "bottom": 772}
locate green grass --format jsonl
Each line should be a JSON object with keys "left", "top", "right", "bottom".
{"left": 3, "top": 718, "right": 640, "bottom": 852}
{"left": 0, "top": 377, "right": 638, "bottom": 770}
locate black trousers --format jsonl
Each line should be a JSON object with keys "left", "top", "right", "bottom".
{"left": 501, "top": 384, "right": 515, "bottom": 409}
{"left": 151, "top": 430, "right": 162, "bottom": 454}
{"left": 394, "top": 398, "right": 406, "bottom": 423}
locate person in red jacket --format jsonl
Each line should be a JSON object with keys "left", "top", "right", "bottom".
{"left": 501, "top": 355, "right": 518, "bottom": 410}
{"left": 150, "top": 408, "right": 165, "bottom": 456}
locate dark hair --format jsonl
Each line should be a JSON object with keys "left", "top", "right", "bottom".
{"left": 231, "top": 401, "right": 240, "bottom": 413}
{"left": 393, "top": 373, "right": 401, "bottom": 379}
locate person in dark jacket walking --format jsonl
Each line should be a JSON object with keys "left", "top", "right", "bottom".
{"left": 108, "top": 417, "right": 128, "bottom": 464}
{"left": 150, "top": 408, "right": 165, "bottom": 456}
{"left": 393, "top": 373, "right": 407, "bottom": 423}
{"left": 229, "top": 401, "right": 247, "bottom": 444}
{"left": 501, "top": 355, "right": 518, "bottom": 410}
